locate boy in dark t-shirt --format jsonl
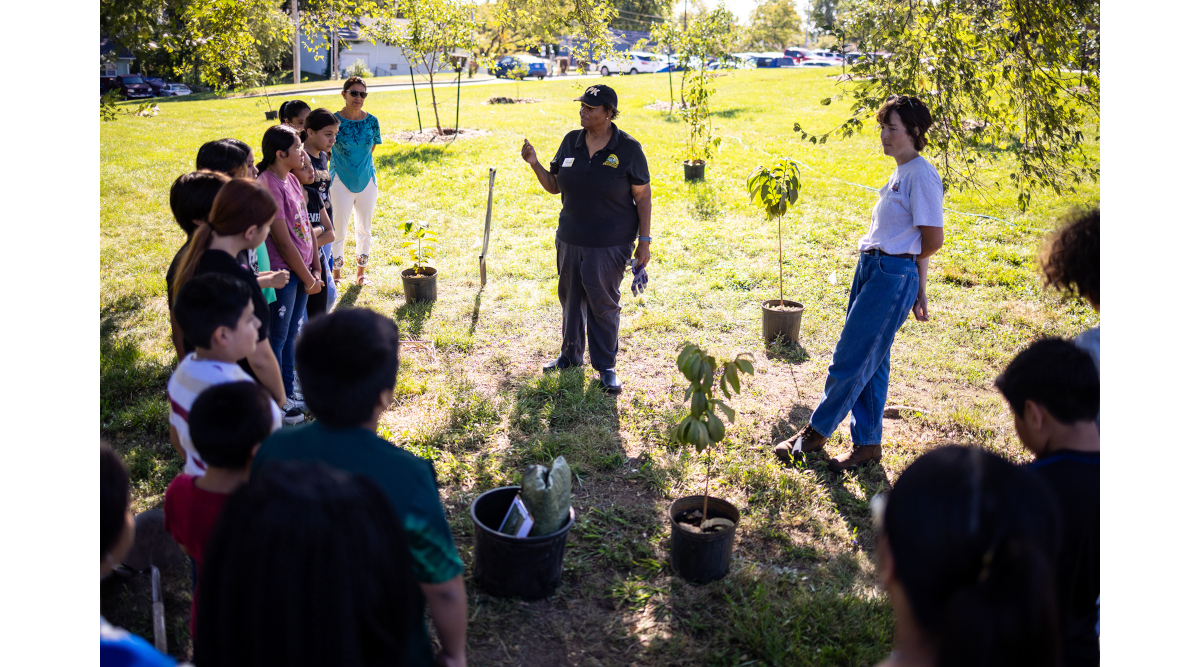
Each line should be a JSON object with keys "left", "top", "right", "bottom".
{"left": 995, "top": 337, "right": 1100, "bottom": 667}
{"left": 253, "top": 308, "right": 467, "bottom": 667}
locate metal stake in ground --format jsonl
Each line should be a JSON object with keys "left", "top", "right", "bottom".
{"left": 480, "top": 168, "right": 497, "bottom": 286}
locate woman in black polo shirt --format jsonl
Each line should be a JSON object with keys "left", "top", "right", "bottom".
{"left": 521, "top": 84, "right": 652, "bottom": 394}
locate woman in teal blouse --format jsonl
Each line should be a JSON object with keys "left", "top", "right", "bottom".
{"left": 329, "top": 76, "right": 382, "bottom": 286}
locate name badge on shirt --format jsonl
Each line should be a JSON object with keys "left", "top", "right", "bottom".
{"left": 562, "top": 157, "right": 575, "bottom": 167}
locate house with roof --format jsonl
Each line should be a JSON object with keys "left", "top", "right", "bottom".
{"left": 101, "top": 36, "right": 135, "bottom": 76}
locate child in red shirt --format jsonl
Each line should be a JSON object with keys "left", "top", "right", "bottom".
{"left": 163, "top": 381, "right": 275, "bottom": 636}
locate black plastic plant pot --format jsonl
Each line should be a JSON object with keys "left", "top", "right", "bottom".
{"left": 401, "top": 267, "right": 438, "bottom": 304}
{"left": 683, "top": 160, "right": 706, "bottom": 181}
{"left": 470, "top": 485, "right": 576, "bottom": 600}
{"left": 265, "top": 110, "right": 278, "bottom": 120}
{"left": 761, "top": 299, "right": 804, "bottom": 346}
{"left": 669, "top": 495, "right": 740, "bottom": 584}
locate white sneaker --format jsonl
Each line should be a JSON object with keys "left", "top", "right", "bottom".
{"left": 282, "top": 398, "right": 305, "bottom": 425}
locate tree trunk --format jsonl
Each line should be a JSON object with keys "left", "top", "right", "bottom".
{"left": 427, "top": 52, "right": 443, "bottom": 134}
{"left": 778, "top": 214, "right": 784, "bottom": 304}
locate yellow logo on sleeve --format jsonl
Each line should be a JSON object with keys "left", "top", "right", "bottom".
{"left": 603, "top": 154, "right": 619, "bottom": 168}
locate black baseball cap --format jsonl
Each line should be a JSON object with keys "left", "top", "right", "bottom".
{"left": 574, "top": 84, "right": 618, "bottom": 109}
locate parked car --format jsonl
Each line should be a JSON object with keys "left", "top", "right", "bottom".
{"left": 163, "top": 83, "right": 193, "bottom": 96}
{"left": 490, "top": 54, "right": 548, "bottom": 80}
{"left": 812, "top": 50, "right": 846, "bottom": 63}
{"left": 140, "top": 76, "right": 167, "bottom": 96}
{"left": 798, "top": 59, "right": 835, "bottom": 67}
{"left": 110, "top": 75, "right": 154, "bottom": 99}
{"left": 101, "top": 76, "right": 118, "bottom": 95}
{"left": 784, "top": 48, "right": 817, "bottom": 63}
{"left": 754, "top": 53, "right": 796, "bottom": 68}
{"left": 597, "top": 51, "right": 659, "bottom": 76}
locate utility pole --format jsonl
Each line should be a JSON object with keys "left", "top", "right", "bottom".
{"left": 292, "top": 0, "right": 301, "bottom": 84}
{"left": 684, "top": 0, "right": 688, "bottom": 30}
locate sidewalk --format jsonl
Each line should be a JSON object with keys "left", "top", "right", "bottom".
{"left": 246, "top": 70, "right": 603, "bottom": 98}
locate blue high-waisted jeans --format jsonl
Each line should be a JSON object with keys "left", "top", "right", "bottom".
{"left": 808, "top": 252, "right": 920, "bottom": 447}
{"left": 268, "top": 271, "right": 309, "bottom": 398}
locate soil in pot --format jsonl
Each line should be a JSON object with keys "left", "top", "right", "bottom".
{"left": 674, "top": 508, "right": 735, "bottom": 534}
{"left": 683, "top": 160, "right": 706, "bottom": 182}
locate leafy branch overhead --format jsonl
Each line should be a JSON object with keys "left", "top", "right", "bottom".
{"left": 668, "top": 344, "right": 754, "bottom": 453}
{"left": 793, "top": 0, "right": 1099, "bottom": 211}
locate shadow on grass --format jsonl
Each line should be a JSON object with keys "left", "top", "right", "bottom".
{"left": 468, "top": 289, "right": 483, "bottom": 337}
{"left": 765, "top": 337, "right": 810, "bottom": 365}
{"left": 394, "top": 299, "right": 434, "bottom": 339}
{"left": 101, "top": 296, "right": 173, "bottom": 439}
{"left": 500, "top": 367, "right": 625, "bottom": 475}
{"left": 376, "top": 144, "right": 447, "bottom": 177}
{"left": 712, "top": 106, "right": 751, "bottom": 119}
{"left": 336, "top": 283, "right": 362, "bottom": 309}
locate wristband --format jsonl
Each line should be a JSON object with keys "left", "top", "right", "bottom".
{"left": 638, "top": 235, "right": 652, "bottom": 243}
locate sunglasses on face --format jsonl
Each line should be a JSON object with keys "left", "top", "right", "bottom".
{"left": 346, "top": 90, "right": 368, "bottom": 99}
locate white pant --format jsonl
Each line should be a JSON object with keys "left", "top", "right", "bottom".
{"left": 329, "top": 174, "right": 378, "bottom": 267}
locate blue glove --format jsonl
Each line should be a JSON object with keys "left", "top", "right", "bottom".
{"left": 627, "top": 258, "right": 648, "bottom": 296}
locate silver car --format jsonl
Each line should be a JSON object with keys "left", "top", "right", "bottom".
{"left": 164, "top": 83, "right": 192, "bottom": 96}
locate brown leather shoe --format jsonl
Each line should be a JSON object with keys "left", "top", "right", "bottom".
{"left": 772, "top": 425, "right": 828, "bottom": 464}
{"left": 829, "top": 445, "right": 883, "bottom": 472}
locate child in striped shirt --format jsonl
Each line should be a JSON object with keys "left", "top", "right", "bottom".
{"left": 168, "top": 273, "right": 282, "bottom": 475}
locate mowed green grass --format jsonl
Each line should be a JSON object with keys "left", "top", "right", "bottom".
{"left": 101, "top": 69, "right": 1098, "bottom": 664}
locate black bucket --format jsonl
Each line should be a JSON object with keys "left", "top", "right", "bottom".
{"left": 470, "top": 486, "right": 575, "bottom": 600}
{"left": 761, "top": 299, "right": 804, "bottom": 346}
{"left": 683, "top": 160, "right": 706, "bottom": 181}
{"left": 401, "top": 267, "right": 438, "bottom": 304}
{"left": 669, "top": 495, "right": 740, "bottom": 584}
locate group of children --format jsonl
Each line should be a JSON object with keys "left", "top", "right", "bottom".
{"left": 101, "top": 139, "right": 1099, "bottom": 667}
{"left": 876, "top": 207, "right": 1100, "bottom": 667}
{"left": 164, "top": 103, "right": 347, "bottom": 426}
{"left": 103, "top": 305, "right": 468, "bottom": 665}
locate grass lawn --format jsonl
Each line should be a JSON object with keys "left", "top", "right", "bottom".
{"left": 100, "top": 68, "right": 1099, "bottom": 664}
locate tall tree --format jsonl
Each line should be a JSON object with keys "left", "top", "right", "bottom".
{"left": 809, "top": 0, "right": 844, "bottom": 34}
{"left": 611, "top": 0, "right": 673, "bottom": 31}
{"left": 795, "top": 0, "right": 1100, "bottom": 210}
{"left": 746, "top": 0, "right": 801, "bottom": 51}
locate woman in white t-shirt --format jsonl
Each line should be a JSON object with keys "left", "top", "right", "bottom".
{"left": 775, "top": 95, "right": 945, "bottom": 470}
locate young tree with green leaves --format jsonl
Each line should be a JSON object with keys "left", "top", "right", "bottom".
{"left": 384, "top": 0, "right": 476, "bottom": 134}
{"left": 795, "top": 0, "right": 1100, "bottom": 211}
{"left": 669, "top": 344, "right": 754, "bottom": 524}
{"left": 668, "top": 4, "right": 738, "bottom": 165}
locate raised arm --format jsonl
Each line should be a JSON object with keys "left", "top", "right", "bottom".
{"left": 521, "top": 139, "right": 559, "bottom": 194}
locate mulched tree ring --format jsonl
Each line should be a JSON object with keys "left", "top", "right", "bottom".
{"left": 485, "top": 97, "right": 541, "bottom": 105}
{"left": 390, "top": 128, "right": 489, "bottom": 144}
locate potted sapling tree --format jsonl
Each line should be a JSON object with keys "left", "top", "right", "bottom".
{"left": 400, "top": 220, "right": 438, "bottom": 304}
{"left": 667, "top": 343, "right": 753, "bottom": 584}
{"left": 747, "top": 158, "right": 805, "bottom": 346}
{"left": 681, "top": 72, "right": 720, "bottom": 181}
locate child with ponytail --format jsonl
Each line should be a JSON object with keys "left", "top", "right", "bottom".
{"left": 256, "top": 125, "right": 322, "bottom": 417}
{"left": 873, "top": 445, "right": 1062, "bottom": 667}
{"left": 166, "top": 179, "right": 287, "bottom": 410}
{"left": 279, "top": 100, "right": 311, "bottom": 132}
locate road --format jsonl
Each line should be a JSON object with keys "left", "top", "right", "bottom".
{"left": 246, "top": 71, "right": 604, "bottom": 98}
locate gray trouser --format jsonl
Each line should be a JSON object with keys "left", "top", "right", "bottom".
{"left": 555, "top": 239, "right": 633, "bottom": 371}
